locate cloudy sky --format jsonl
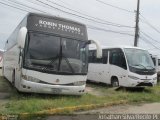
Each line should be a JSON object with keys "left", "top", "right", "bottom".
{"left": 0, "top": 0, "right": 160, "bottom": 56}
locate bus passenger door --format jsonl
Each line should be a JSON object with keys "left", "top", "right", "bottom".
{"left": 109, "top": 49, "right": 128, "bottom": 86}
{"left": 100, "top": 50, "right": 110, "bottom": 84}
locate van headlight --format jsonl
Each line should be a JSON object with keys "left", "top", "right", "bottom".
{"left": 73, "top": 81, "right": 86, "bottom": 86}
{"left": 153, "top": 77, "right": 157, "bottom": 81}
{"left": 128, "top": 75, "right": 139, "bottom": 80}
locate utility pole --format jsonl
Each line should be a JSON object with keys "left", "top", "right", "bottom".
{"left": 134, "top": 0, "right": 140, "bottom": 46}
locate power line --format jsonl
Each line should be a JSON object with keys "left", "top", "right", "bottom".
{"left": 45, "top": 0, "right": 132, "bottom": 28}
{"left": 95, "top": 0, "right": 134, "bottom": 13}
{"left": 140, "top": 14, "right": 160, "bottom": 34}
{"left": 146, "top": 48, "right": 158, "bottom": 51}
{"left": 87, "top": 25, "right": 134, "bottom": 36}
{"left": 139, "top": 36, "right": 160, "bottom": 51}
{"left": 10, "top": 0, "right": 134, "bottom": 29}
{"left": 7, "top": 0, "right": 47, "bottom": 14}
{"left": 0, "top": 1, "right": 29, "bottom": 12}
{"left": 34, "top": 0, "right": 134, "bottom": 28}
{"left": 0, "top": 0, "right": 134, "bottom": 37}
{"left": 140, "top": 31, "right": 160, "bottom": 45}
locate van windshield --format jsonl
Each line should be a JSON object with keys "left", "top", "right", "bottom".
{"left": 124, "top": 48, "right": 155, "bottom": 75}
{"left": 24, "top": 32, "right": 88, "bottom": 75}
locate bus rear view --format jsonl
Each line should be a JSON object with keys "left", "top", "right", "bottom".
{"left": 3, "top": 13, "right": 101, "bottom": 95}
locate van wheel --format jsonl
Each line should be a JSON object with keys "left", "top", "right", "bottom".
{"left": 12, "top": 71, "right": 15, "bottom": 86}
{"left": 111, "top": 77, "right": 119, "bottom": 87}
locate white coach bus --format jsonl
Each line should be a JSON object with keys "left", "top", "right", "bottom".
{"left": 88, "top": 46, "right": 157, "bottom": 87}
{"left": 3, "top": 13, "right": 102, "bottom": 95}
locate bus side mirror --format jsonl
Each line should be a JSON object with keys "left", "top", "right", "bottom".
{"left": 17, "top": 27, "right": 27, "bottom": 49}
{"left": 89, "top": 40, "right": 102, "bottom": 58}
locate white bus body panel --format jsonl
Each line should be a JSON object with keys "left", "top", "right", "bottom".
{"left": 19, "top": 69, "right": 86, "bottom": 95}
{"left": 88, "top": 63, "right": 157, "bottom": 87}
{"left": 3, "top": 45, "right": 20, "bottom": 83}
{"left": 88, "top": 46, "right": 157, "bottom": 87}
{"left": 0, "top": 50, "right": 3, "bottom": 68}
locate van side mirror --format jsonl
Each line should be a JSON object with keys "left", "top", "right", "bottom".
{"left": 17, "top": 27, "right": 27, "bottom": 49}
{"left": 88, "top": 40, "right": 102, "bottom": 58}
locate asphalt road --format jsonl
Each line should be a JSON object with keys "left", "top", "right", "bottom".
{"left": 43, "top": 103, "right": 160, "bottom": 120}
{"left": 77, "top": 103, "right": 160, "bottom": 114}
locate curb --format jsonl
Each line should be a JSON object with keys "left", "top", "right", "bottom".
{"left": 19, "top": 100, "right": 128, "bottom": 118}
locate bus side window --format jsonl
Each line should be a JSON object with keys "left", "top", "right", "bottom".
{"left": 89, "top": 50, "right": 108, "bottom": 64}
{"left": 89, "top": 50, "right": 96, "bottom": 63}
{"left": 110, "top": 49, "right": 127, "bottom": 70}
{"left": 152, "top": 57, "right": 156, "bottom": 66}
{"left": 102, "top": 49, "right": 108, "bottom": 64}
{"left": 158, "top": 59, "right": 160, "bottom": 66}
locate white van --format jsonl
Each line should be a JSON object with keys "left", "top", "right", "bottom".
{"left": 88, "top": 46, "right": 157, "bottom": 87}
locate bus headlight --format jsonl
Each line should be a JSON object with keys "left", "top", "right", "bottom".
{"left": 28, "top": 76, "right": 40, "bottom": 83}
{"left": 128, "top": 75, "right": 139, "bottom": 80}
{"left": 73, "top": 81, "right": 86, "bottom": 86}
{"left": 22, "top": 75, "right": 28, "bottom": 80}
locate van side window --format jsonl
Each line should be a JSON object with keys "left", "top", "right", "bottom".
{"left": 102, "top": 49, "right": 108, "bottom": 64}
{"left": 109, "top": 49, "right": 127, "bottom": 70}
{"left": 152, "top": 58, "right": 156, "bottom": 66}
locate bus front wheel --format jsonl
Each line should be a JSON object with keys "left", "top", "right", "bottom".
{"left": 111, "top": 77, "right": 119, "bottom": 87}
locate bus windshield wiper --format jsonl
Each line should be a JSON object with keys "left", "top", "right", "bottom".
{"left": 132, "top": 64, "right": 147, "bottom": 69}
{"left": 59, "top": 44, "right": 75, "bottom": 74}
{"left": 61, "top": 54, "right": 75, "bottom": 74}
{"left": 146, "top": 66, "right": 155, "bottom": 69}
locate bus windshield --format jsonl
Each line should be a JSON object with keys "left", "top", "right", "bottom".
{"left": 24, "top": 32, "right": 88, "bottom": 75}
{"left": 124, "top": 48, "right": 155, "bottom": 70}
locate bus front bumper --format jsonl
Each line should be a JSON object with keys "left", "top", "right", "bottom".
{"left": 19, "top": 79, "right": 86, "bottom": 95}
{"left": 126, "top": 78, "right": 157, "bottom": 87}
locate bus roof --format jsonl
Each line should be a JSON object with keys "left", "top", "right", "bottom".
{"left": 89, "top": 45, "right": 147, "bottom": 51}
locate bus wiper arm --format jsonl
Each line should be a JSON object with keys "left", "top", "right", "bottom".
{"left": 132, "top": 64, "right": 147, "bottom": 69}
{"left": 146, "top": 66, "right": 155, "bottom": 69}
{"left": 61, "top": 54, "right": 75, "bottom": 74}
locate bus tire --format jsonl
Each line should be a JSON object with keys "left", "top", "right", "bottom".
{"left": 111, "top": 77, "right": 119, "bottom": 87}
{"left": 12, "top": 70, "right": 15, "bottom": 86}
